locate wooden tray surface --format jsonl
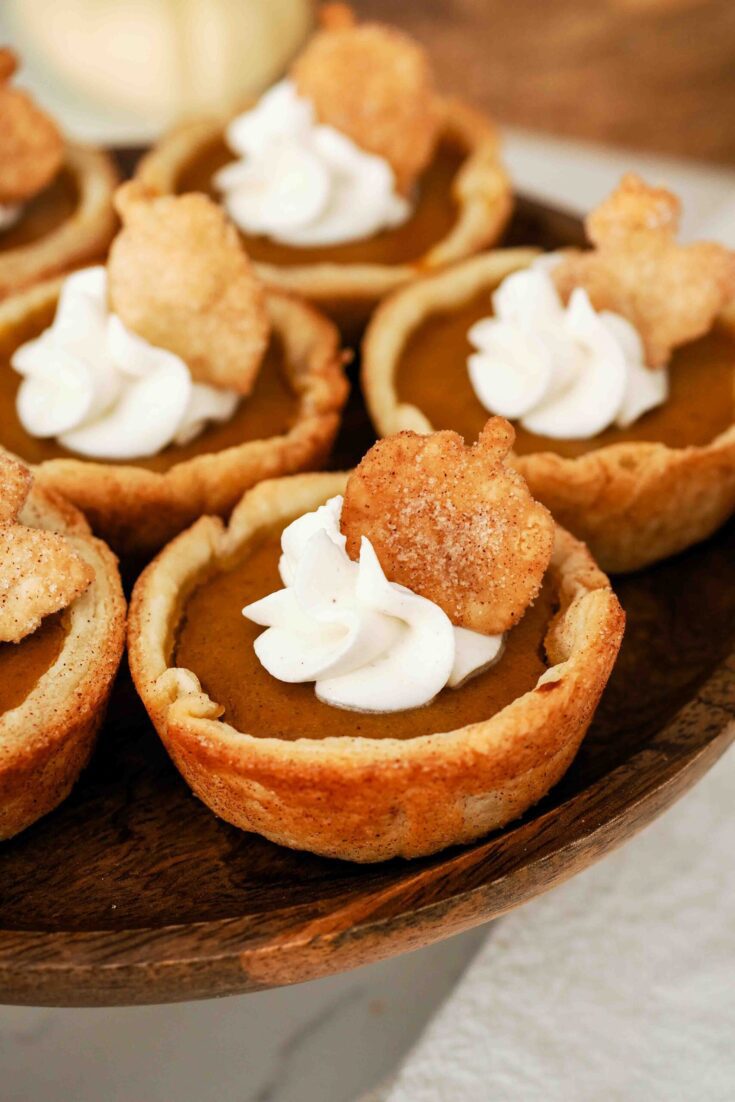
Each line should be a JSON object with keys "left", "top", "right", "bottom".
{"left": 0, "top": 184, "right": 732, "bottom": 1006}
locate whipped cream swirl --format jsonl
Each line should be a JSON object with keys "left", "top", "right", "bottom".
{"left": 243, "top": 496, "right": 504, "bottom": 714}
{"left": 214, "top": 80, "right": 411, "bottom": 248}
{"left": 0, "top": 203, "right": 22, "bottom": 232}
{"left": 12, "top": 267, "right": 239, "bottom": 461}
{"left": 467, "top": 257, "right": 669, "bottom": 439}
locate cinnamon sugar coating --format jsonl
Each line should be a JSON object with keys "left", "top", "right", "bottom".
{"left": 0, "top": 48, "right": 63, "bottom": 205}
{"left": 292, "top": 16, "right": 438, "bottom": 195}
{"left": 0, "top": 453, "right": 92, "bottom": 644}
{"left": 0, "top": 451, "right": 31, "bottom": 523}
{"left": 553, "top": 173, "right": 735, "bottom": 368}
{"left": 108, "top": 183, "right": 270, "bottom": 395}
{"left": 341, "top": 418, "right": 555, "bottom": 635}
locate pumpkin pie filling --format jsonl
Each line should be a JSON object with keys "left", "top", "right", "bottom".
{"left": 0, "top": 611, "right": 68, "bottom": 714}
{"left": 177, "top": 137, "right": 464, "bottom": 269}
{"left": 0, "top": 168, "right": 78, "bottom": 255}
{"left": 396, "top": 289, "right": 735, "bottom": 458}
{"left": 174, "top": 528, "right": 557, "bottom": 742}
{"left": 0, "top": 304, "right": 299, "bottom": 473}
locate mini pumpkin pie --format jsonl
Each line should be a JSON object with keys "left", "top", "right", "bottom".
{"left": 128, "top": 418, "right": 624, "bottom": 862}
{"left": 363, "top": 175, "right": 735, "bottom": 573}
{"left": 0, "top": 452, "right": 125, "bottom": 839}
{"left": 134, "top": 4, "right": 512, "bottom": 333}
{"left": 0, "top": 48, "right": 118, "bottom": 301}
{"left": 0, "top": 182, "right": 348, "bottom": 558}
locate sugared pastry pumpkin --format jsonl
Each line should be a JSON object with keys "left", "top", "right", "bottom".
{"left": 128, "top": 419, "right": 624, "bottom": 862}
{"left": 134, "top": 4, "right": 512, "bottom": 332}
{"left": 362, "top": 175, "right": 735, "bottom": 572}
{"left": 0, "top": 48, "right": 117, "bottom": 300}
{"left": 0, "top": 453, "right": 125, "bottom": 839}
{"left": 0, "top": 184, "right": 348, "bottom": 557}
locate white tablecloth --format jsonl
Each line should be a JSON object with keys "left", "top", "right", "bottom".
{"left": 367, "top": 744, "right": 735, "bottom": 1102}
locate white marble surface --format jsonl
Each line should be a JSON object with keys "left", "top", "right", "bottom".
{"left": 0, "top": 929, "right": 486, "bottom": 1102}
{"left": 365, "top": 744, "right": 735, "bottom": 1102}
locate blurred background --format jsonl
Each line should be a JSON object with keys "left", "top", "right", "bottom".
{"left": 3, "top": 0, "right": 735, "bottom": 161}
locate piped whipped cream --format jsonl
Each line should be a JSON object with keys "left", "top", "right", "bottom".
{"left": 467, "top": 257, "right": 669, "bottom": 440}
{"left": 243, "top": 496, "right": 504, "bottom": 714}
{"left": 12, "top": 266, "right": 239, "bottom": 460}
{"left": 214, "top": 80, "right": 411, "bottom": 248}
{"left": 0, "top": 203, "right": 22, "bottom": 232}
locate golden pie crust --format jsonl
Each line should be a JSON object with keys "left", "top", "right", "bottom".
{"left": 135, "top": 96, "right": 513, "bottom": 329}
{"left": 362, "top": 251, "right": 735, "bottom": 573}
{"left": 128, "top": 471, "right": 624, "bottom": 863}
{"left": 0, "top": 476, "right": 125, "bottom": 839}
{"left": 0, "top": 143, "right": 118, "bottom": 301}
{"left": 0, "top": 277, "right": 348, "bottom": 558}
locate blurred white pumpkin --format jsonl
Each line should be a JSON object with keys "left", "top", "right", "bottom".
{"left": 4, "top": 0, "right": 313, "bottom": 139}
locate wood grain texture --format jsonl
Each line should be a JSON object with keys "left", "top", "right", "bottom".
{"left": 354, "top": 0, "right": 735, "bottom": 164}
{"left": 0, "top": 181, "right": 732, "bottom": 1006}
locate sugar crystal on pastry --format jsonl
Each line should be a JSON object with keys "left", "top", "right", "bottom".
{"left": 0, "top": 449, "right": 31, "bottom": 523}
